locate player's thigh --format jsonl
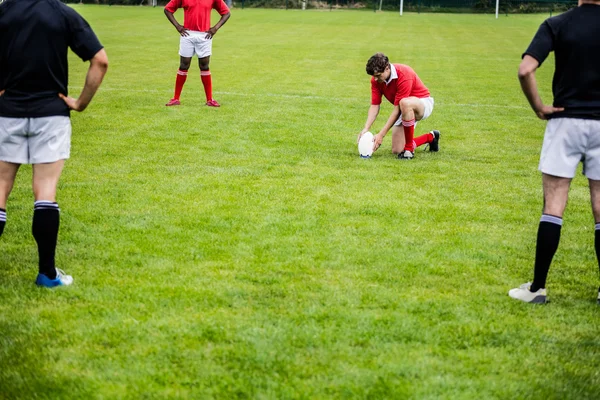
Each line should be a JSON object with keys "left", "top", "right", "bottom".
{"left": 28, "top": 116, "right": 71, "bottom": 165}
{"left": 419, "top": 97, "right": 434, "bottom": 121}
{"left": 589, "top": 178, "right": 600, "bottom": 222}
{"left": 32, "top": 160, "right": 65, "bottom": 202}
{"left": 391, "top": 125, "right": 406, "bottom": 153}
{"left": 0, "top": 161, "right": 20, "bottom": 208}
{"left": 580, "top": 119, "right": 600, "bottom": 180}
{"left": 198, "top": 55, "right": 211, "bottom": 70}
{"left": 542, "top": 173, "right": 571, "bottom": 217}
{"left": 539, "top": 118, "right": 585, "bottom": 179}
{"left": 400, "top": 97, "right": 426, "bottom": 120}
{"left": 0, "top": 117, "right": 29, "bottom": 164}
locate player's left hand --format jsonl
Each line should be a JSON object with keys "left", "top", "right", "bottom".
{"left": 373, "top": 133, "right": 384, "bottom": 152}
{"left": 59, "top": 93, "right": 85, "bottom": 112}
{"left": 0, "top": 89, "right": 4, "bottom": 97}
{"left": 205, "top": 27, "right": 218, "bottom": 39}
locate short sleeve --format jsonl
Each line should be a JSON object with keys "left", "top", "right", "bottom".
{"left": 522, "top": 21, "right": 554, "bottom": 67}
{"left": 213, "top": 0, "right": 230, "bottom": 15}
{"left": 370, "top": 79, "right": 382, "bottom": 105}
{"left": 64, "top": 7, "right": 103, "bottom": 61}
{"left": 165, "top": 0, "right": 182, "bottom": 14}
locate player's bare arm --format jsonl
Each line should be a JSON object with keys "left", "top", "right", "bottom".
{"left": 164, "top": 9, "right": 189, "bottom": 37}
{"left": 373, "top": 105, "right": 400, "bottom": 152}
{"left": 0, "top": 90, "right": 4, "bottom": 96}
{"left": 59, "top": 49, "right": 108, "bottom": 112}
{"left": 358, "top": 104, "right": 380, "bottom": 143}
{"left": 205, "top": 12, "right": 230, "bottom": 39}
{"left": 518, "top": 55, "right": 564, "bottom": 120}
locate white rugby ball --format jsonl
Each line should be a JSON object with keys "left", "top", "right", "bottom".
{"left": 358, "top": 131, "right": 374, "bottom": 158}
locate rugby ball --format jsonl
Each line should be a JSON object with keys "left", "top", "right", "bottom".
{"left": 358, "top": 131, "right": 374, "bottom": 158}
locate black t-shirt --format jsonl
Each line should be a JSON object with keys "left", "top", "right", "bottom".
{"left": 523, "top": 4, "right": 600, "bottom": 120}
{"left": 0, "top": 0, "right": 103, "bottom": 118}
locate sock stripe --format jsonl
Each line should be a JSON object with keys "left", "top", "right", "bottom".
{"left": 0, "top": 209, "right": 6, "bottom": 222}
{"left": 177, "top": 69, "right": 188, "bottom": 76}
{"left": 34, "top": 201, "right": 59, "bottom": 212}
{"left": 540, "top": 214, "right": 563, "bottom": 226}
{"left": 401, "top": 119, "right": 416, "bottom": 127}
{"left": 595, "top": 223, "right": 600, "bottom": 231}
{"left": 200, "top": 70, "right": 211, "bottom": 76}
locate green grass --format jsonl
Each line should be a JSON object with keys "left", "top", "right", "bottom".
{"left": 1, "top": 6, "right": 600, "bottom": 399}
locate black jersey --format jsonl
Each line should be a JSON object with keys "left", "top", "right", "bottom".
{"left": 0, "top": 0, "right": 103, "bottom": 118}
{"left": 523, "top": 4, "right": 600, "bottom": 120}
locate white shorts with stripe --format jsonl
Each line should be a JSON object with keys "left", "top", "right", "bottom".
{"left": 539, "top": 118, "right": 600, "bottom": 180}
{"left": 179, "top": 30, "right": 213, "bottom": 58}
{"left": 0, "top": 116, "right": 71, "bottom": 164}
{"left": 394, "top": 97, "right": 435, "bottom": 126}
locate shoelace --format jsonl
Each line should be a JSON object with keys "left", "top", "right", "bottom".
{"left": 56, "top": 268, "right": 67, "bottom": 278}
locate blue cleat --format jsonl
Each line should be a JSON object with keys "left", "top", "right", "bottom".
{"left": 36, "top": 269, "right": 73, "bottom": 288}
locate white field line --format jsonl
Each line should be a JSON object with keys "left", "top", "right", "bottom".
{"left": 70, "top": 86, "right": 530, "bottom": 109}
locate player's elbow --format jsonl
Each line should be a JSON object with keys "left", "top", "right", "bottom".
{"left": 92, "top": 49, "right": 109, "bottom": 72}
{"left": 518, "top": 57, "right": 538, "bottom": 81}
{"left": 518, "top": 65, "right": 534, "bottom": 81}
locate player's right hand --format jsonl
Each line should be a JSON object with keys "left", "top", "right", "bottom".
{"left": 176, "top": 24, "right": 189, "bottom": 37}
{"left": 0, "top": 89, "right": 4, "bottom": 97}
{"left": 536, "top": 104, "right": 564, "bottom": 120}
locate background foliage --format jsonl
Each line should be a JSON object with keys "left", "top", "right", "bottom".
{"left": 66, "top": 0, "right": 577, "bottom": 14}
{"left": 1, "top": 6, "right": 599, "bottom": 399}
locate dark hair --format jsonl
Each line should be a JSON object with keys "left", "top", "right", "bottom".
{"left": 366, "top": 53, "right": 389, "bottom": 76}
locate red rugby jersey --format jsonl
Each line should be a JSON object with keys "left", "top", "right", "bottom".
{"left": 371, "top": 64, "right": 430, "bottom": 106}
{"left": 165, "top": 0, "right": 230, "bottom": 32}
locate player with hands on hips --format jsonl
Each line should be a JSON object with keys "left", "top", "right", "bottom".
{"left": 164, "top": 0, "right": 230, "bottom": 107}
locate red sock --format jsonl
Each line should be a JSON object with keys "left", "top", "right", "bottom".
{"left": 402, "top": 119, "right": 416, "bottom": 151}
{"left": 414, "top": 132, "right": 434, "bottom": 148}
{"left": 201, "top": 70, "right": 213, "bottom": 101}
{"left": 173, "top": 69, "right": 187, "bottom": 100}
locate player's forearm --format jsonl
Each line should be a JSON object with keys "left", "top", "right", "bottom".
{"left": 364, "top": 105, "right": 379, "bottom": 131}
{"left": 379, "top": 108, "right": 400, "bottom": 137}
{"left": 76, "top": 49, "right": 108, "bottom": 112}
{"left": 213, "top": 12, "right": 230, "bottom": 30}
{"left": 519, "top": 72, "right": 544, "bottom": 114}
{"left": 164, "top": 9, "right": 181, "bottom": 28}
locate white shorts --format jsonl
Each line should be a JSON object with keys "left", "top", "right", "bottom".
{"left": 539, "top": 118, "right": 600, "bottom": 180}
{"left": 394, "top": 97, "right": 435, "bottom": 126}
{"left": 179, "top": 30, "right": 212, "bottom": 58}
{"left": 0, "top": 116, "right": 71, "bottom": 164}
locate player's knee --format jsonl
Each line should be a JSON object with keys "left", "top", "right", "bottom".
{"left": 399, "top": 97, "right": 413, "bottom": 112}
{"left": 179, "top": 59, "right": 191, "bottom": 70}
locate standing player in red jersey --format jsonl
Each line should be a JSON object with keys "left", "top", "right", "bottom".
{"left": 164, "top": 0, "right": 230, "bottom": 107}
{"left": 358, "top": 53, "right": 441, "bottom": 160}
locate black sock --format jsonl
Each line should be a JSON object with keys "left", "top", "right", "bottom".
{"left": 595, "top": 223, "right": 600, "bottom": 292}
{"left": 530, "top": 215, "right": 562, "bottom": 292}
{"left": 0, "top": 208, "right": 5, "bottom": 237}
{"left": 32, "top": 201, "right": 60, "bottom": 279}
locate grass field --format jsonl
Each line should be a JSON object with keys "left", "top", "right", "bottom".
{"left": 1, "top": 6, "right": 599, "bottom": 399}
